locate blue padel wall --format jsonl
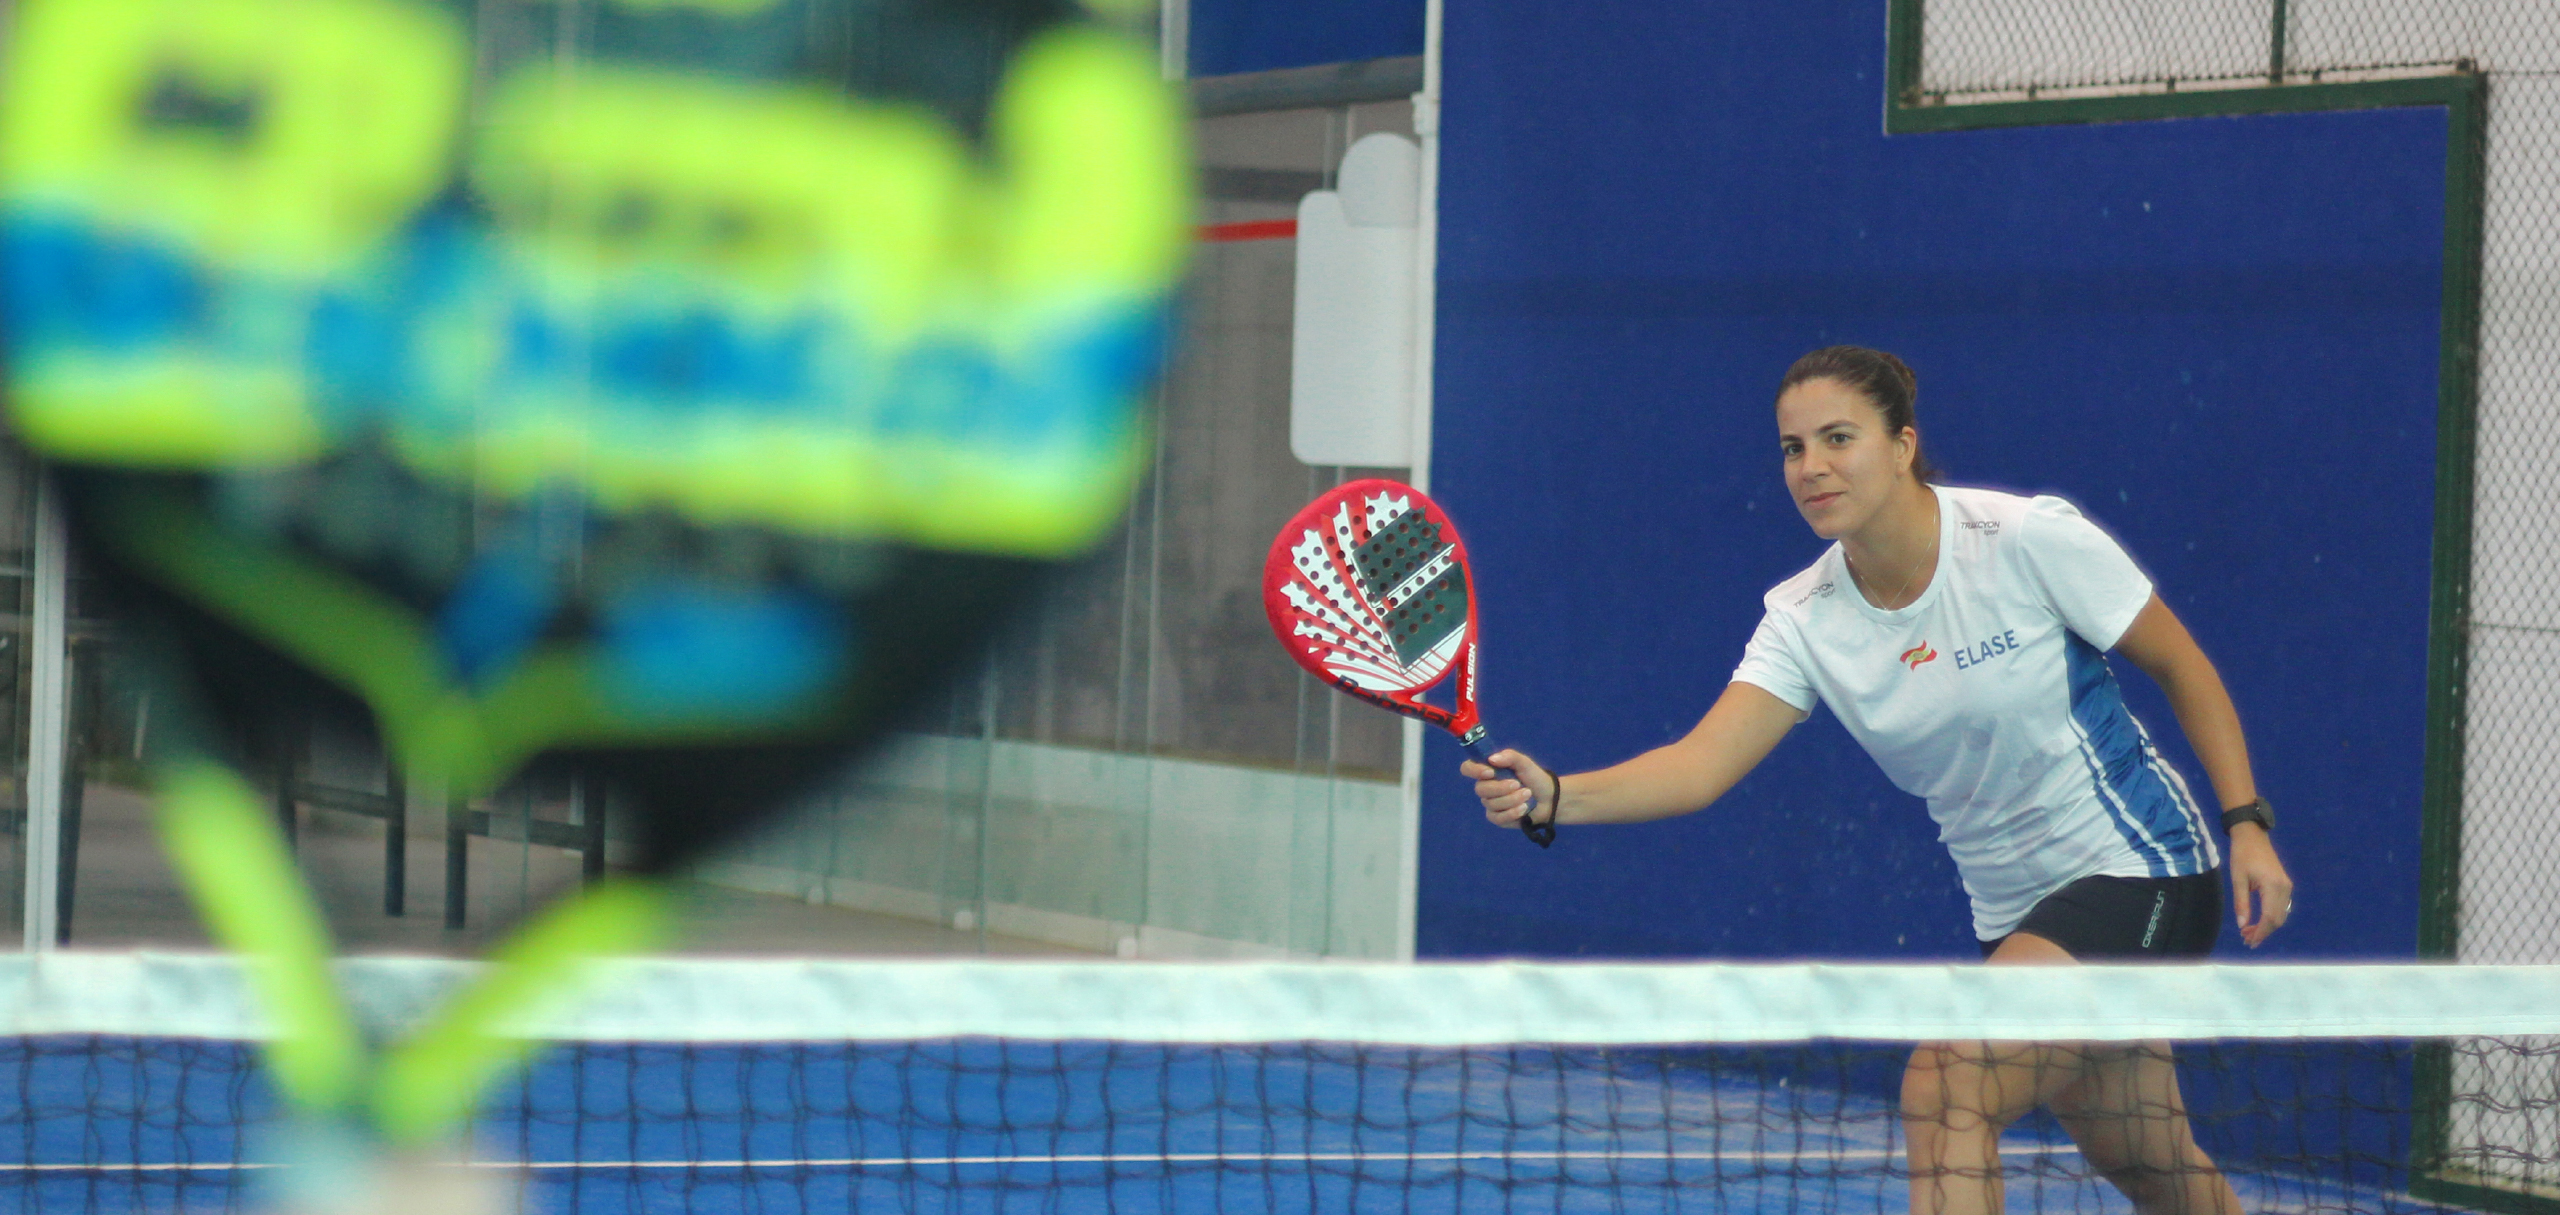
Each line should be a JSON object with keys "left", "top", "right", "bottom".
{"left": 1187, "top": 0, "right": 1424, "bottom": 77}
{"left": 1419, "top": 3, "right": 2447, "bottom": 961}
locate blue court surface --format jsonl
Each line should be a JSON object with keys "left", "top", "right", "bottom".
{"left": 1, "top": 1039, "right": 2487, "bottom": 1213}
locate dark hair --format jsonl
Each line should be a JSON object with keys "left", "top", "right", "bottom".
{"left": 1778, "top": 345, "right": 1935, "bottom": 482}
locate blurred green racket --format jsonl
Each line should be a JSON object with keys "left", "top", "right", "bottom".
{"left": 0, "top": 0, "right": 1188, "bottom": 1206}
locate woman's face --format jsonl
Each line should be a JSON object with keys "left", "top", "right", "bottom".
{"left": 1777, "top": 377, "right": 1912, "bottom": 541}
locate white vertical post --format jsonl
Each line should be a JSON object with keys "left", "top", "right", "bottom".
{"left": 1394, "top": 0, "right": 1445, "bottom": 962}
{"left": 1407, "top": 8, "right": 1443, "bottom": 493}
{"left": 23, "top": 473, "right": 69, "bottom": 951}
{"left": 1158, "top": 0, "right": 1186, "bottom": 80}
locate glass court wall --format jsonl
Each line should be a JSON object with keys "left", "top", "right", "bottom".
{"left": 700, "top": 96, "right": 1424, "bottom": 960}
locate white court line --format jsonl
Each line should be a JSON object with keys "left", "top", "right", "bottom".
{"left": 0, "top": 1155, "right": 2463, "bottom": 1215}
{"left": 0, "top": 1144, "right": 2081, "bottom": 1173}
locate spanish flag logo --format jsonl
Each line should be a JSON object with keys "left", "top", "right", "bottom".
{"left": 1901, "top": 642, "right": 1937, "bottom": 670}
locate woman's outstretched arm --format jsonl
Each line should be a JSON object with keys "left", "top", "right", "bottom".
{"left": 1463, "top": 681, "right": 1801, "bottom": 831}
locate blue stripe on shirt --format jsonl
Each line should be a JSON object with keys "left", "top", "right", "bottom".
{"left": 2065, "top": 636, "right": 2213, "bottom": 877}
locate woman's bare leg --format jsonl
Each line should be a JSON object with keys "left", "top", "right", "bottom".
{"left": 1903, "top": 932, "right": 2088, "bottom": 1215}
{"left": 1902, "top": 1037, "right": 2094, "bottom": 1215}
{"left": 2049, "top": 1042, "right": 2242, "bottom": 1215}
{"left": 1906, "top": 931, "right": 2244, "bottom": 1215}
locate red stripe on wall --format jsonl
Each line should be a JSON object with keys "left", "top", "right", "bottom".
{"left": 1197, "top": 219, "right": 1299, "bottom": 243}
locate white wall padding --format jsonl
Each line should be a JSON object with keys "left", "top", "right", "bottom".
{"left": 1291, "top": 133, "right": 1421, "bottom": 468}
{"left": 1919, "top": 0, "right": 2273, "bottom": 96}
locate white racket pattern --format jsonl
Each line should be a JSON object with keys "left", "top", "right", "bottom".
{"left": 1262, "top": 479, "right": 1550, "bottom": 846}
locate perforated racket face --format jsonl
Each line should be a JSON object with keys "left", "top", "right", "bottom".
{"left": 1263, "top": 479, "right": 1480, "bottom": 737}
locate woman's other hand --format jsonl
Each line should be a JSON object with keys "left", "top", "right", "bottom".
{"left": 2227, "top": 825, "right": 2292, "bottom": 948}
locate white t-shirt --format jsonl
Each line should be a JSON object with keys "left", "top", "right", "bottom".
{"left": 1731, "top": 484, "right": 2220, "bottom": 941}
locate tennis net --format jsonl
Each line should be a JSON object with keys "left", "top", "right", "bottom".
{"left": 4, "top": 955, "right": 2558, "bottom": 1213}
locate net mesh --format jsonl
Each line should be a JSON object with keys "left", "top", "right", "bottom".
{"left": 1, "top": 1036, "right": 2491, "bottom": 1214}
{"left": 4, "top": 957, "right": 2558, "bottom": 1214}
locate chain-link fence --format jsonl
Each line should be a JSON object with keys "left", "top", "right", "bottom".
{"left": 1919, "top": 1, "right": 2560, "bottom": 97}
{"left": 1920, "top": 0, "right": 2274, "bottom": 98}
{"left": 2458, "top": 67, "right": 2560, "bottom": 968}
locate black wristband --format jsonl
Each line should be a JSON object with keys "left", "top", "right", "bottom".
{"left": 2221, "top": 798, "right": 2274, "bottom": 834}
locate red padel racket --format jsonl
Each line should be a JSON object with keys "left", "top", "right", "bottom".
{"left": 1263, "top": 479, "right": 1552, "bottom": 847}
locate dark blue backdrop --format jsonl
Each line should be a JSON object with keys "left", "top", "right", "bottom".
{"left": 1421, "top": 2, "right": 2447, "bottom": 960}
{"left": 1186, "top": 0, "right": 1424, "bottom": 77}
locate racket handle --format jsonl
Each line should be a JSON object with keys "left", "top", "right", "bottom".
{"left": 1464, "top": 738, "right": 1555, "bottom": 849}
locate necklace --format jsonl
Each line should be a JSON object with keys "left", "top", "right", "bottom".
{"left": 1847, "top": 514, "right": 1939, "bottom": 611}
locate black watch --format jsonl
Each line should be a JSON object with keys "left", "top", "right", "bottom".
{"left": 2221, "top": 798, "right": 2274, "bottom": 835}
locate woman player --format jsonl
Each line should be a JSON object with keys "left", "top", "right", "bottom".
{"left": 1464, "top": 346, "right": 2294, "bottom": 1215}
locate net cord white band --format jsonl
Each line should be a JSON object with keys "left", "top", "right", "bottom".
{"left": 5, "top": 954, "right": 2557, "bottom": 1045}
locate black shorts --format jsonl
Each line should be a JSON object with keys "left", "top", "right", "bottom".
{"left": 1977, "top": 870, "right": 2222, "bottom": 960}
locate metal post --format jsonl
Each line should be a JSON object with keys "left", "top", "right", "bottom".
{"left": 975, "top": 662, "right": 996, "bottom": 955}
{"left": 445, "top": 795, "right": 469, "bottom": 930}
{"left": 2268, "top": 0, "right": 2289, "bottom": 82}
{"left": 22, "top": 474, "right": 69, "bottom": 951}
{"left": 273, "top": 743, "right": 298, "bottom": 853}
{"left": 576, "top": 775, "right": 605, "bottom": 883}
{"left": 384, "top": 765, "right": 407, "bottom": 917}
{"left": 54, "top": 650, "right": 82, "bottom": 946}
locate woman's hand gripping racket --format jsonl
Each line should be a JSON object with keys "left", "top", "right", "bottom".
{"left": 1263, "top": 480, "right": 1552, "bottom": 847}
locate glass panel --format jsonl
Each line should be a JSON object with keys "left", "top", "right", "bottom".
{"left": 706, "top": 99, "right": 1421, "bottom": 959}
{"left": 0, "top": 444, "right": 33, "bottom": 944}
